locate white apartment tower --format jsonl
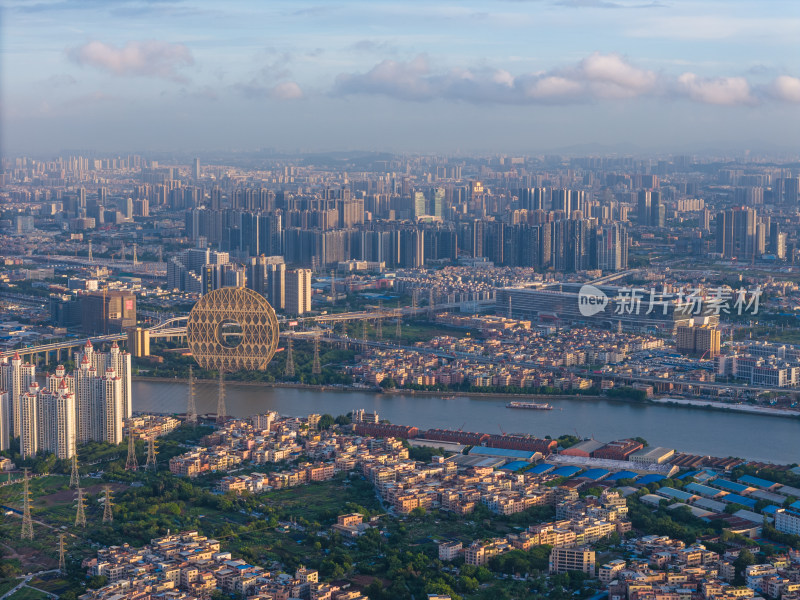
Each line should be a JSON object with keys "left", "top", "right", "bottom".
{"left": 75, "top": 341, "right": 131, "bottom": 420}
{"left": 285, "top": 268, "right": 312, "bottom": 315}
{"left": 75, "top": 355, "right": 101, "bottom": 444}
{"left": 20, "top": 383, "right": 40, "bottom": 459}
{"left": 0, "top": 352, "right": 36, "bottom": 438}
{"left": 100, "top": 368, "right": 124, "bottom": 444}
{"left": 0, "top": 391, "right": 9, "bottom": 451}
{"left": 37, "top": 378, "right": 77, "bottom": 459}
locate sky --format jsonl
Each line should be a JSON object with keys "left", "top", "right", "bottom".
{"left": 2, "top": 0, "right": 800, "bottom": 157}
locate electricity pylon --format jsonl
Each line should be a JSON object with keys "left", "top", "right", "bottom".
{"left": 58, "top": 534, "right": 67, "bottom": 573}
{"left": 102, "top": 486, "right": 113, "bottom": 523}
{"left": 20, "top": 468, "right": 33, "bottom": 540}
{"left": 312, "top": 334, "right": 321, "bottom": 375}
{"left": 395, "top": 303, "right": 402, "bottom": 340}
{"left": 69, "top": 453, "right": 80, "bottom": 488}
{"left": 216, "top": 370, "right": 226, "bottom": 425}
{"left": 375, "top": 308, "right": 383, "bottom": 341}
{"left": 146, "top": 435, "right": 157, "bottom": 471}
{"left": 186, "top": 365, "right": 197, "bottom": 426}
{"left": 361, "top": 319, "right": 368, "bottom": 350}
{"left": 125, "top": 434, "right": 138, "bottom": 471}
{"left": 75, "top": 487, "right": 86, "bottom": 527}
{"left": 285, "top": 337, "right": 295, "bottom": 376}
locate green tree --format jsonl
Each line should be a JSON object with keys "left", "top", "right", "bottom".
{"left": 318, "top": 414, "right": 335, "bottom": 430}
{"left": 733, "top": 549, "right": 756, "bottom": 585}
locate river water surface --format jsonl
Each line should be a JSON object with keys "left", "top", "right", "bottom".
{"left": 133, "top": 380, "right": 799, "bottom": 464}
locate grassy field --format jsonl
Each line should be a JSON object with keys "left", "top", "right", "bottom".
{"left": 28, "top": 575, "right": 74, "bottom": 596}
{"left": 257, "top": 476, "right": 381, "bottom": 523}
{"left": 7, "top": 586, "right": 50, "bottom": 600}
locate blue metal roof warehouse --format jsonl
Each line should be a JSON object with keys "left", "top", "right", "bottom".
{"left": 528, "top": 463, "right": 556, "bottom": 475}
{"left": 714, "top": 479, "right": 750, "bottom": 494}
{"left": 552, "top": 465, "right": 583, "bottom": 478}
{"left": 657, "top": 487, "right": 695, "bottom": 502}
{"left": 580, "top": 469, "right": 610, "bottom": 481}
{"left": 606, "top": 471, "right": 638, "bottom": 481}
{"left": 685, "top": 483, "right": 727, "bottom": 498}
{"left": 721, "top": 493, "right": 757, "bottom": 508}
{"left": 499, "top": 461, "right": 531, "bottom": 472}
{"left": 468, "top": 447, "right": 538, "bottom": 461}
{"left": 738, "top": 475, "right": 777, "bottom": 490}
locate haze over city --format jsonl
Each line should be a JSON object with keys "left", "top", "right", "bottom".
{"left": 3, "top": 0, "right": 800, "bottom": 155}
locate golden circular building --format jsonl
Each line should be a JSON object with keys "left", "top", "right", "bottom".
{"left": 186, "top": 287, "right": 279, "bottom": 372}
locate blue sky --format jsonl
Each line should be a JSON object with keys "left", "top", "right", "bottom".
{"left": 2, "top": 0, "right": 799, "bottom": 155}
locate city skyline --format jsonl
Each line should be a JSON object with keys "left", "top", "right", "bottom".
{"left": 3, "top": 0, "right": 800, "bottom": 155}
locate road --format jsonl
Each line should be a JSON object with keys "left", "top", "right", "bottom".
{"left": 0, "top": 570, "right": 60, "bottom": 600}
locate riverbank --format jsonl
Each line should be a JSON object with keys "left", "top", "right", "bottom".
{"left": 132, "top": 375, "right": 368, "bottom": 394}
{"left": 652, "top": 396, "right": 800, "bottom": 419}
{"left": 132, "top": 376, "right": 603, "bottom": 401}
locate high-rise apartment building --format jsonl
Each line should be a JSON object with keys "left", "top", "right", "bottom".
{"left": 716, "top": 206, "right": 757, "bottom": 260}
{"left": 20, "top": 384, "right": 40, "bottom": 458}
{"left": 80, "top": 291, "right": 137, "bottom": 334}
{"left": 433, "top": 187, "right": 445, "bottom": 218}
{"left": 413, "top": 191, "right": 426, "bottom": 220}
{"left": 75, "top": 341, "right": 132, "bottom": 422}
{"left": 0, "top": 352, "right": 36, "bottom": 439}
{"left": 0, "top": 391, "right": 8, "bottom": 451}
{"left": 36, "top": 378, "right": 77, "bottom": 459}
{"left": 246, "top": 256, "right": 285, "bottom": 310}
{"left": 676, "top": 324, "right": 721, "bottom": 358}
{"left": 285, "top": 269, "right": 312, "bottom": 315}
{"left": 595, "top": 223, "right": 629, "bottom": 272}
{"left": 15, "top": 364, "right": 96, "bottom": 459}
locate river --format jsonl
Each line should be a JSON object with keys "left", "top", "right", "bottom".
{"left": 132, "top": 380, "right": 799, "bottom": 464}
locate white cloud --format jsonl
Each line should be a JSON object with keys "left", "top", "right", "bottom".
{"left": 676, "top": 73, "right": 753, "bottom": 106}
{"left": 770, "top": 75, "right": 800, "bottom": 103}
{"left": 334, "top": 52, "right": 792, "bottom": 108}
{"left": 271, "top": 81, "right": 303, "bottom": 100}
{"left": 67, "top": 40, "right": 193, "bottom": 81}
{"left": 335, "top": 53, "right": 658, "bottom": 104}
{"left": 577, "top": 52, "right": 657, "bottom": 97}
